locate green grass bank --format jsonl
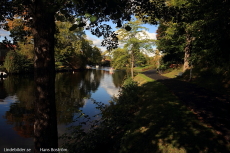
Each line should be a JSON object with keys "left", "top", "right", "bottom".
{"left": 161, "top": 66, "right": 230, "bottom": 98}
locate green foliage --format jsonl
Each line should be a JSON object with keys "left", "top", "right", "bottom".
{"left": 55, "top": 21, "right": 84, "bottom": 69}
{"left": 55, "top": 21, "right": 102, "bottom": 69}
{"left": 0, "top": 65, "right": 6, "bottom": 72}
{"left": 113, "top": 19, "right": 155, "bottom": 77}
{"left": 156, "top": 21, "right": 185, "bottom": 65}
{"left": 16, "top": 39, "right": 34, "bottom": 60}
{"left": 87, "top": 46, "right": 102, "bottom": 65}
{"left": 111, "top": 48, "right": 129, "bottom": 69}
{"left": 135, "top": 52, "right": 147, "bottom": 66}
{"left": 156, "top": 0, "right": 230, "bottom": 72}
{"left": 180, "top": 65, "right": 230, "bottom": 96}
{"left": 3, "top": 50, "right": 33, "bottom": 73}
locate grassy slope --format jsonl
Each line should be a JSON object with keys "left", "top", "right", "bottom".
{"left": 161, "top": 66, "right": 230, "bottom": 97}
{"left": 184, "top": 67, "right": 230, "bottom": 97}
{"left": 161, "top": 67, "right": 183, "bottom": 78}
{"left": 133, "top": 73, "right": 154, "bottom": 85}
{"left": 134, "top": 65, "right": 156, "bottom": 72}
{"left": 121, "top": 74, "right": 229, "bottom": 153}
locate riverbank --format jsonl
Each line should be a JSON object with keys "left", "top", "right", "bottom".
{"left": 159, "top": 66, "right": 230, "bottom": 97}
{"left": 62, "top": 72, "right": 230, "bottom": 152}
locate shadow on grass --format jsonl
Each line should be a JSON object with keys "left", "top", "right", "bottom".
{"left": 120, "top": 80, "right": 230, "bottom": 153}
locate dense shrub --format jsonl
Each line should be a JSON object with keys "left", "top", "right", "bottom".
{"left": 3, "top": 50, "right": 33, "bottom": 73}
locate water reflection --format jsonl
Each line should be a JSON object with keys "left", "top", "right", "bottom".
{"left": 0, "top": 69, "right": 126, "bottom": 150}
{"left": 55, "top": 70, "right": 102, "bottom": 124}
{"left": 4, "top": 102, "right": 34, "bottom": 138}
{"left": 112, "top": 70, "right": 127, "bottom": 88}
{"left": 0, "top": 79, "right": 7, "bottom": 101}
{"left": 3, "top": 75, "right": 35, "bottom": 139}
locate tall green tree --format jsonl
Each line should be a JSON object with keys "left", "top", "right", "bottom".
{"left": 111, "top": 47, "right": 129, "bottom": 69}
{"left": 55, "top": 21, "right": 85, "bottom": 69}
{"left": 187, "top": 0, "right": 230, "bottom": 70}
{"left": 89, "top": 46, "right": 102, "bottom": 65}
{"left": 156, "top": 21, "right": 185, "bottom": 68}
{"left": 80, "top": 38, "right": 102, "bottom": 65}
{"left": 4, "top": 50, "right": 32, "bottom": 73}
{"left": 156, "top": 0, "right": 230, "bottom": 73}
{"left": 116, "top": 19, "right": 155, "bottom": 78}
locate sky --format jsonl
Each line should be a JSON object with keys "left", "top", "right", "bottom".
{"left": 84, "top": 21, "right": 158, "bottom": 52}
{"left": 0, "top": 28, "right": 11, "bottom": 41}
{"left": 0, "top": 20, "right": 158, "bottom": 52}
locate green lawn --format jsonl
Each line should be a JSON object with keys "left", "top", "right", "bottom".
{"left": 161, "top": 67, "right": 183, "bottom": 78}
{"left": 134, "top": 65, "right": 156, "bottom": 72}
{"left": 133, "top": 73, "right": 154, "bottom": 85}
{"left": 158, "top": 66, "right": 230, "bottom": 97}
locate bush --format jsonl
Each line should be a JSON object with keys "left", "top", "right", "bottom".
{"left": 3, "top": 50, "right": 33, "bottom": 73}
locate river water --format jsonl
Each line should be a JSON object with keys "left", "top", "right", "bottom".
{"left": 0, "top": 68, "right": 126, "bottom": 152}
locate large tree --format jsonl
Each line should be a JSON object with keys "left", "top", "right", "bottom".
{"left": 111, "top": 47, "right": 130, "bottom": 70}
{"left": 156, "top": 21, "right": 185, "bottom": 67}
{"left": 116, "top": 19, "right": 155, "bottom": 78}
{"left": 156, "top": 0, "right": 230, "bottom": 72}
{"left": 55, "top": 21, "right": 89, "bottom": 69}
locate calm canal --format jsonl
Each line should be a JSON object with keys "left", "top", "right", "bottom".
{"left": 0, "top": 68, "right": 126, "bottom": 152}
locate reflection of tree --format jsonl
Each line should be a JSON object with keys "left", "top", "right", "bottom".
{"left": 112, "top": 71, "right": 126, "bottom": 88}
{"left": 3, "top": 70, "right": 103, "bottom": 140}
{"left": 4, "top": 103, "right": 34, "bottom": 138}
{"left": 83, "top": 69, "right": 102, "bottom": 92}
{"left": 3, "top": 75, "right": 35, "bottom": 138}
{"left": 4, "top": 75, "right": 35, "bottom": 108}
{"left": 4, "top": 75, "right": 34, "bottom": 96}
{"left": 3, "top": 75, "right": 22, "bottom": 95}
{"left": 56, "top": 72, "right": 88, "bottom": 124}
{"left": 0, "top": 80, "right": 7, "bottom": 100}
{"left": 55, "top": 70, "right": 102, "bottom": 124}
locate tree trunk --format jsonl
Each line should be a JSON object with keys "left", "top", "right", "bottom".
{"left": 30, "top": 1, "right": 58, "bottom": 152}
{"left": 183, "top": 32, "right": 192, "bottom": 72}
{"left": 131, "top": 51, "right": 134, "bottom": 78}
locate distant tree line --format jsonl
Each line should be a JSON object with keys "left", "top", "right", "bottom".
{"left": 2, "top": 19, "right": 102, "bottom": 73}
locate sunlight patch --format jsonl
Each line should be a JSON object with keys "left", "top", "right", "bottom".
{"left": 139, "top": 126, "right": 149, "bottom": 133}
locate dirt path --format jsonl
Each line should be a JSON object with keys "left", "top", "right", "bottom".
{"left": 142, "top": 69, "right": 230, "bottom": 143}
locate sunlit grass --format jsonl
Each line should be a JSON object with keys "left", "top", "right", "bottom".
{"left": 161, "top": 66, "right": 183, "bottom": 78}
{"left": 133, "top": 74, "right": 154, "bottom": 85}
{"left": 134, "top": 65, "right": 156, "bottom": 72}
{"left": 159, "top": 65, "right": 230, "bottom": 97}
